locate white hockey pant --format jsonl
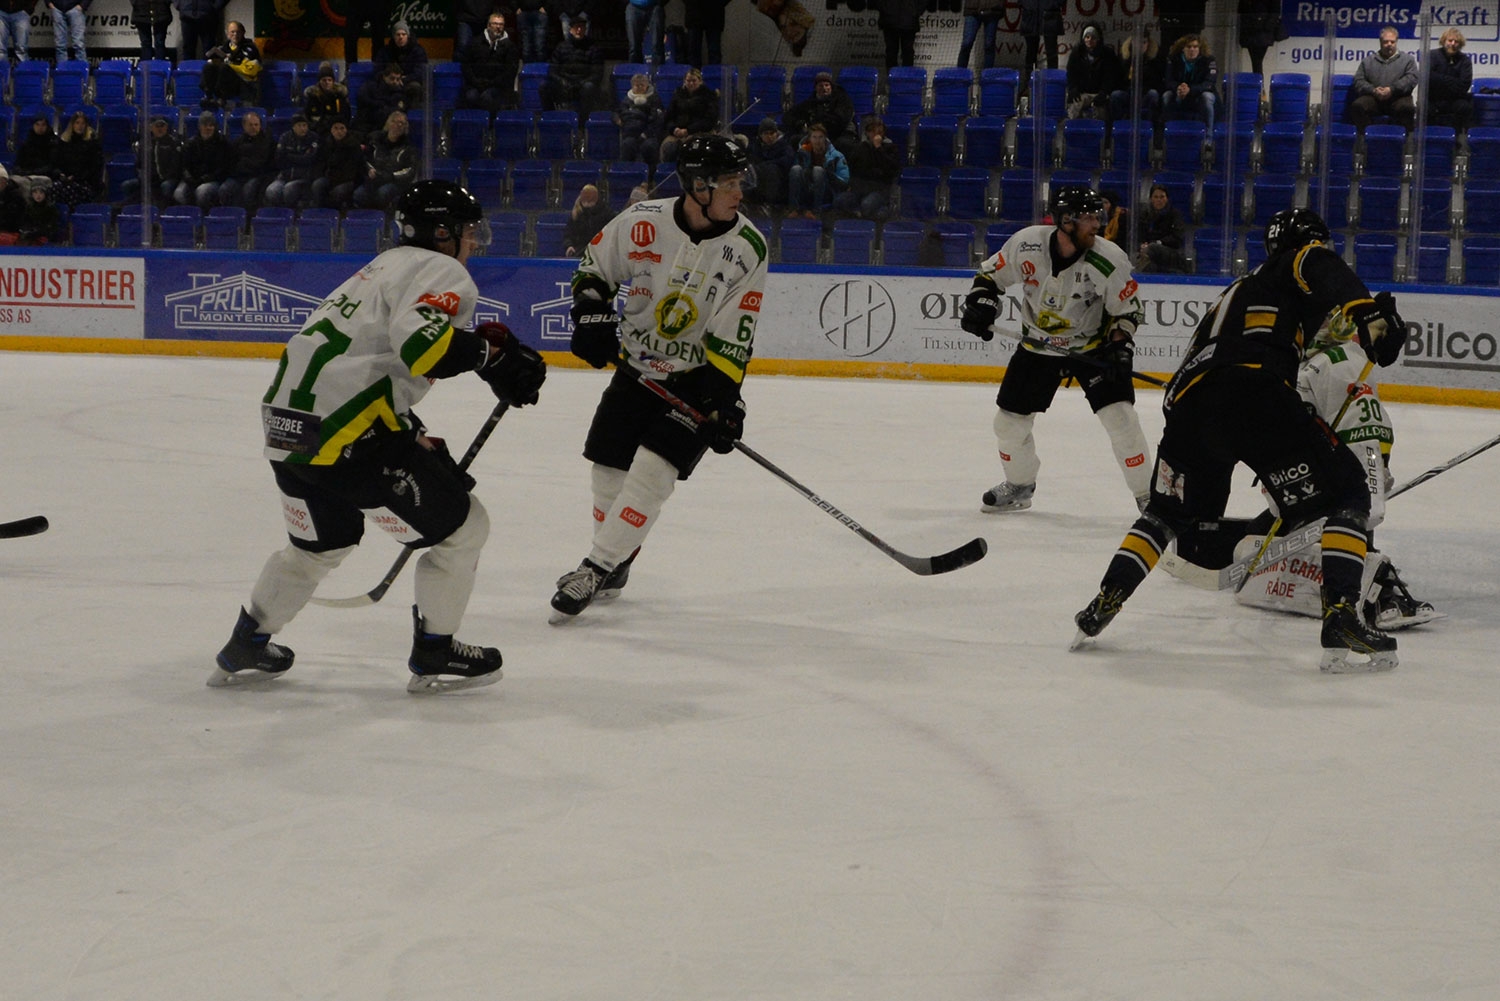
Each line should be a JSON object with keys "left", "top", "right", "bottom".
{"left": 250, "top": 543, "right": 356, "bottom": 635}
{"left": 992, "top": 408, "right": 1040, "bottom": 485}
{"left": 1096, "top": 400, "right": 1152, "bottom": 498}
{"left": 413, "top": 496, "right": 490, "bottom": 636}
{"left": 589, "top": 447, "right": 677, "bottom": 569}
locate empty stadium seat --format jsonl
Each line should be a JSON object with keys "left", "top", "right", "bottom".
{"left": 519, "top": 62, "right": 549, "bottom": 111}
{"left": 99, "top": 105, "right": 139, "bottom": 156}
{"left": 997, "top": 169, "right": 1038, "bottom": 222}
{"left": 1251, "top": 174, "right": 1298, "bottom": 226}
{"left": 173, "top": 61, "right": 206, "bottom": 107}
{"left": 962, "top": 115, "right": 1007, "bottom": 168}
{"left": 1418, "top": 179, "right": 1453, "bottom": 232}
{"left": 700, "top": 65, "right": 738, "bottom": 107}
{"left": 1315, "top": 123, "right": 1358, "bottom": 175}
{"left": 655, "top": 63, "right": 689, "bottom": 99}
{"left": 1012, "top": 117, "right": 1056, "bottom": 168}
{"left": 560, "top": 159, "right": 603, "bottom": 201}
{"left": 1416, "top": 234, "right": 1451, "bottom": 283}
{"left": 69, "top": 203, "right": 111, "bottom": 247}
{"left": 429, "top": 156, "right": 462, "bottom": 185}
{"left": 104, "top": 152, "right": 136, "bottom": 202}
{"left": 1225, "top": 72, "right": 1262, "bottom": 125}
{"left": 1268, "top": 73, "right": 1311, "bottom": 124}
{"left": 1061, "top": 117, "right": 1105, "bottom": 170}
{"left": 1466, "top": 127, "right": 1500, "bottom": 180}
{"left": 1353, "top": 233, "right": 1397, "bottom": 282}
{"left": 291, "top": 208, "right": 335, "bottom": 252}
{"left": 931, "top": 67, "right": 973, "bottom": 117}
{"left": 488, "top": 212, "right": 525, "bottom": 256}
{"left": 1161, "top": 120, "right": 1207, "bottom": 170}
{"left": 977, "top": 68, "right": 1019, "bottom": 117}
{"left": 584, "top": 111, "right": 620, "bottom": 160}
{"left": 12, "top": 63, "right": 49, "bottom": 106}
{"left": 1419, "top": 126, "right": 1456, "bottom": 179}
{"left": 1192, "top": 228, "right": 1233, "bottom": 276}
{"left": 897, "top": 166, "right": 941, "bottom": 218}
{"left": 259, "top": 64, "right": 296, "bottom": 109}
{"left": 934, "top": 221, "right": 973, "bottom": 267}
{"left": 533, "top": 211, "right": 571, "bottom": 257}
{"left": 1362, "top": 125, "right": 1407, "bottom": 177}
{"left": 115, "top": 204, "right": 158, "bottom": 248}
{"left": 985, "top": 222, "right": 1020, "bottom": 256}
{"left": 537, "top": 110, "right": 577, "bottom": 159}
{"left": 837, "top": 66, "right": 879, "bottom": 117}
{"left": 1027, "top": 69, "right": 1066, "bottom": 120}
{"left": 778, "top": 217, "right": 821, "bottom": 263}
{"left": 831, "top": 218, "right": 876, "bottom": 265}
{"left": 491, "top": 110, "right": 534, "bottom": 160}
{"left": 885, "top": 67, "right": 928, "bottom": 119}
{"left": 510, "top": 159, "right": 553, "bottom": 210}
{"left": 1461, "top": 235, "right": 1500, "bottom": 284}
{"left": 1305, "top": 176, "right": 1352, "bottom": 230}
{"left": 746, "top": 64, "right": 787, "bottom": 116}
{"left": 1356, "top": 175, "right": 1402, "bottom": 229}
{"left": 880, "top": 220, "right": 925, "bottom": 265}
{"left": 1208, "top": 123, "right": 1254, "bottom": 177}
{"left": 433, "top": 62, "right": 465, "bottom": 108}
{"left": 160, "top": 205, "right": 201, "bottom": 249}
{"left": 914, "top": 116, "right": 960, "bottom": 168}
{"left": 119, "top": 58, "right": 158, "bottom": 104}
{"left": 466, "top": 159, "right": 508, "bottom": 211}
{"left": 1259, "top": 121, "right": 1304, "bottom": 175}
{"left": 1327, "top": 73, "right": 1354, "bottom": 126}
{"left": 447, "top": 109, "right": 490, "bottom": 161}
{"left": 1199, "top": 174, "right": 1238, "bottom": 226}
{"left": 1113, "top": 120, "right": 1154, "bottom": 172}
{"left": 945, "top": 167, "right": 990, "bottom": 220}
{"left": 204, "top": 206, "right": 246, "bottom": 250}
{"left": 605, "top": 161, "right": 649, "bottom": 210}
{"left": 49, "top": 62, "right": 88, "bottom": 107}
{"left": 340, "top": 209, "right": 385, "bottom": 253}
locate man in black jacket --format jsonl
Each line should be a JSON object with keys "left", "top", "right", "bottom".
{"left": 783, "top": 71, "right": 855, "bottom": 150}
{"left": 834, "top": 116, "right": 902, "bottom": 220}
{"left": 542, "top": 14, "right": 604, "bottom": 122}
{"left": 461, "top": 11, "right": 520, "bottom": 112}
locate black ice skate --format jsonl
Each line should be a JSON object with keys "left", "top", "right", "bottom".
{"left": 1372, "top": 563, "right": 1443, "bottom": 631}
{"left": 981, "top": 481, "right": 1035, "bottom": 513}
{"left": 1320, "top": 600, "right": 1398, "bottom": 673}
{"left": 209, "top": 607, "right": 295, "bottom": 687}
{"left": 407, "top": 606, "right": 503, "bottom": 693}
{"left": 596, "top": 548, "right": 639, "bottom": 601}
{"left": 549, "top": 559, "right": 607, "bottom": 624}
{"left": 1069, "top": 586, "right": 1128, "bottom": 650}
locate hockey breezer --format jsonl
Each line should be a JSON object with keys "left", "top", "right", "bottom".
{"left": 993, "top": 328, "right": 1170, "bottom": 388}
{"left": 637, "top": 377, "right": 988, "bottom": 576}
{"left": 0, "top": 516, "right": 49, "bottom": 539}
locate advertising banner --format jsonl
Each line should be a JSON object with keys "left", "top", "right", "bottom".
{"left": 253, "top": 0, "right": 454, "bottom": 60}
{"left": 0, "top": 255, "right": 146, "bottom": 339}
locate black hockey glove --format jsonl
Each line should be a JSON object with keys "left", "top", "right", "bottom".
{"left": 1351, "top": 292, "right": 1407, "bottom": 368}
{"left": 475, "top": 321, "right": 546, "bottom": 406}
{"left": 569, "top": 300, "right": 621, "bottom": 369}
{"left": 960, "top": 277, "right": 999, "bottom": 341}
{"left": 701, "top": 398, "right": 746, "bottom": 454}
{"left": 671, "top": 365, "right": 745, "bottom": 454}
{"left": 1104, "top": 335, "right": 1135, "bottom": 384}
{"left": 424, "top": 434, "right": 478, "bottom": 492}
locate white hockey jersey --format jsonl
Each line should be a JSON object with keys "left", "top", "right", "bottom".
{"left": 261, "top": 246, "right": 479, "bottom": 465}
{"left": 976, "top": 224, "right": 1144, "bottom": 353}
{"left": 575, "top": 197, "right": 768, "bottom": 385}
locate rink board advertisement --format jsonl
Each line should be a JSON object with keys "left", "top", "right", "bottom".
{"left": 2, "top": 249, "right": 1499, "bottom": 403}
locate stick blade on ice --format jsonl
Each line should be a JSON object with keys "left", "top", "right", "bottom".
{"left": 0, "top": 516, "right": 49, "bottom": 539}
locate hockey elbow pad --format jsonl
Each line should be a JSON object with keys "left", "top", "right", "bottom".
{"left": 960, "top": 276, "right": 999, "bottom": 341}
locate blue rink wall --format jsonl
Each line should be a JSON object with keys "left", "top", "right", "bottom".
{"left": 2, "top": 247, "right": 1499, "bottom": 408}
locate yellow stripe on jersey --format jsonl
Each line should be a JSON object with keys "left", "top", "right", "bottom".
{"left": 1321, "top": 525, "right": 1368, "bottom": 560}
{"left": 1291, "top": 242, "right": 1326, "bottom": 292}
{"left": 310, "top": 397, "right": 402, "bottom": 465}
{"left": 704, "top": 351, "right": 744, "bottom": 385}
{"left": 1120, "top": 530, "right": 1163, "bottom": 569}
{"left": 1244, "top": 310, "right": 1278, "bottom": 329}
{"left": 407, "top": 324, "right": 455, "bottom": 377}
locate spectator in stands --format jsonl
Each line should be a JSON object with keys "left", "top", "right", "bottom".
{"left": 20, "top": 180, "right": 58, "bottom": 244}
{"left": 375, "top": 20, "right": 428, "bottom": 95}
{"left": 617, "top": 72, "right": 663, "bottom": 169}
{"left": 1349, "top": 26, "right": 1417, "bottom": 132}
{"left": 745, "top": 116, "right": 794, "bottom": 210}
{"left": 460, "top": 11, "right": 520, "bottom": 112}
{"left": 120, "top": 115, "right": 182, "bottom": 205}
{"left": 303, "top": 62, "right": 351, "bottom": 133}
{"left": 556, "top": 0, "right": 593, "bottom": 36}
{"left": 312, "top": 119, "right": 363, "bottom": 210}
{"left": 834, "top": 115, "right": 901, "bottom": 221}
{"left": 1110, "top": 31, "right": 1166, "bottom": 127}
{"left": 783, "top": 71, "right": 856, "bottom": 150}
{"left": 626, "top": 181, "right": 649, "bottom": 206}
{"left": 342, "top": 0, "right": 392, "bottom": 64}
{"left": 173, "top": 0, "right": 223, "bottom": 62}
{"left": 219, "top": 109, "right": 275, "bottom": 209}
{"left": 658, "top": 66, "right": 721, "bottom": 163}
{"left": 355, "top": 62, "right": 411, "bottom": 136}
{"left": 130, "top": 0, "right": 173, "bottom": 61}
{"left": 47, "top": 0, "right": 89, "bottom": 62}
{"left": 51, "top": 110, "right": 103, "bottom": 210}
{"left": 13, "top": 115, "right": 59, "bottom": 186}
{"left": 1099, "top": 189, "right": 1129, "bottom": 250}
{"left": 957, "top": 0, "right": 1003, "bottom": 72}
{"left": 0, "top": 166, "right": 24, "bottom": 244}
{"left": 624, "top": 0, "right": 663, "bottom": 63}
{"left": 876, "top": 0, "right": 923, "bottom": 70}
{"left": 176, "top": 110, "right": 234, "bottom": 209}
{"left": 1066, "top": 23, "right": 1123, "bottom": 121}
{"left": 684, "top": 0, "right": 729, "bottom": 68}
{"left": 1135, "top": 183, "right": 1187, "bottom": 273}
{"left": 510, "top": 0, "right": 546, "bottom": 62}
{"left": 200, "top": 20, "right": 262, "bottom": 109}
{"left": 263, "top": 115, "right": 321, "bottom": 209}
{"left": 1161, "top": 34, "right": 1218, "bottom": 134}
{"left": 1, "top": 0, "right": 38, "bottom": 62}
{"left": 1016, "top": 0, "right": 1060, "bottom": 78}
{"left": 542, "top": 13, "right": 604, "bottom": 121}
{"left": 1426, "top": 27, "right": 1473, "bottom": 133}
{"left": 354, "top": 110, "right": 417, "bottom": 210}
{"left": 1237, "top": 0, "right": 1280, "bottom": 78}
{"left": 788, "top": 122, "right": 848, "bottom": 219}
{"left": 563, "top": 183, "right": 612, "bottom": 254}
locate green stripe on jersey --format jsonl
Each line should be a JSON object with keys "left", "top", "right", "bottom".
{"left": 738, "top": 224, "right": 767, "bottom": 263}
{"left": 1084, "top": 250, "right": 1115, "bottom": 277}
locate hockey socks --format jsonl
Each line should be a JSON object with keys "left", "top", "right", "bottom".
{"left": 1070, "top": 515, "right": 1174, "bottom": 649}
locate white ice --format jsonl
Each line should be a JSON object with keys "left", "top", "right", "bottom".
{"left": 2, "top": 352, "right": 1498, "bottom": 1001}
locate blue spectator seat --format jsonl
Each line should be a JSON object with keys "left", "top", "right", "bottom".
{"left": 945, "top": 167, "right": 990, "bottom": 219}
{"left": 985, "top": 222, "right": 1021, "bottom": 256}
{"left": 880, "top": 220, "right": 925, "bottom": 265}
{"left": 250, "top": 206, "right": 293, "bottom": 250}
{"left": 560, "top": 159, "right": 602, "bottom": 201}
{"left": 1420, "top": 125, "right": 1456, "bottom": 179}
{"left": 260, "top": 64, "right": 296, "bottom": 109}
{"left": 1097, "top": 169, "right": 1136, "bottom": 205}
{"left": 932, "top": 67, "right": 973, "bottom": 117}
{"left": 430, "top": 157, "right": 462, "bottom": 185}
{"left": 934, "top": 220, "right": 973, "bottom": 267}
{"left": 882, "top": 114, "right": 914, "bottom": 155}
{"left": 1260, "top": 121, "right": 1304, "bottom": 175}
{"left": 1314, "top": 123, "right": 1357, "bottom": 175}
{"left": 204, "top": 206, "right": 246, "bottom": 250}
{"left": 886, "top": 67, "right": 928, "bottom": 119}
{"left": 778, "top": 217, "right": 821, "bottom": 263}
{"left": 1049, "top": 168, "right": 1092, "bottom": 188}
{"left": 998, "top": 169, "right": 1038, "bottom": 223}
{"left": 404, "top": 108, "right": 432, "bottom": 153}
{"left": 746, "top": 64, "right": 787, "bottom": 116}
{"left": 1462, "top": 235, "right": 1500, "bottom": 284}
{"left": 1466, "top": 127, "right": 1500, "bottom": 180}
{"left": 98, "top": 105, "right": 139, "bottom": 156}
{"left": 1199, "top": 174, "right": 1238, "bottom": 226}
{"left": 127, "top": 58, "right": 167, "bottom": 104}
{"left": 1153, "top": 171, "right": 1196, "bottom": 218}
{"left": 115, "top": 204, "right": 157, "bottom": 247}
{"left": 1012, "top": 117, "right": 1056, "bottom": 168}
{"left": 1419, "top": 179, "right": 1453, "bottom": 232}
{"left": 50, "top": 61, "right": 88, "bottom": 107}
{"left": 1305, "top": 175, "right": 1351, "bottom": 230}
{"left": 606, "top": 160, "right": 649, "bottom": 210}
{"left": 488, "top": 212, "right": 525, "bottom": 256}
{"left": 1061, "top": 117, "right": 1105, "bottom": 170}
{"left": 345, "top": 62, "right": 375, "bottom": 101}
{"left": 490, "top": 110, "right": 534, "bottom": 160}
{"left": 1027, "top": 69, "right": 1066, "bottom": 120}
{"left": 1353, "top": 233, "right": 1397, "bottom": 282}
{"left": 611, "top": 63, "right": 651, "bottom": 105}
{"left": 537, "top": 110, "right": 577, "bottom": 160}
{"left": 655, "top": 63, "right": 689, "bottom": 100}
{"left": 267, "top": 108, "right": 300, "bottom": 138}
{"left": 831, "top": 218, "right": 876, "bottom": 265}
{"left": 1327, "top": 73, "right": 1354, "bottom": 126}
{"left": 790, "top": 65, "right": 832, "bottom": 107}
{"left": 653, "top": 171, "right": 683, "bottom": 198}
{"left": 69, "top": 203, "right": 112, "bottom": 247}
{"left": 510, "top": 159, "right": 553, "bottom": 210}
{"left": 0, "top": 107, "right": 16, "bottom": 149}
{"left": 13, "top": 62, "right": 50, "bottom": 106}
{"left": 914, "top": 115, "right": 960, "bottom": 168}
{"left": 897, "top": 166, "right": 941, "bottom": 218}
{"left": 1192, "top": 228, "right": 1233, "bottom": 276}
{"left": 1417, "top": 234, "right": 1451, "bottom": 283}
{"left": 466, "top": 158, "right": 508, "bottom": 211}
{"left": 173, "top": 61, "right": 205, "bottom": 107}
{"left": 340, "top": 209, "right": 385, "bottom": 253}
{"left": 514, "top": 62, "right": 546, "bottom": 112}
{"left": 1356, "top": 175, "right": 1401, "bottom": 229}
{"left": 837, "top": 66, "right": 879, "bottom": 117}
{"left": 1112, "top": 120, "right": 1154, "bottom": 172}
{"left": 433, "top": 63, "right": 465, "bottom": 108}
{"left": 160, "top": 205, "right": 201, "bottom": 249}
{"left": 977, "top": 68, "right": 1019, "bottom": 117}
{"left": 291, "top": 207, "right": 335, "bottom": 252}
{"left": 1225, "top": 72, "right": 1262, "bottom": 125}
{"left": 584, "top": 110, "right": 620, "bottom": 160}
{"left": 962, "top": 115, "right": 1007, "bottom": 168}
{"left": 700, "top": 65, "right": 738, "bottom": 108}
{"left": 1208, "top": 123, "right": 1254, "bottom": 177}
{"left": 1251, "top": 173, "right": 1298, "bottom": 226}
{"left": 1362, "top": 124, "right": 1406, "bottom": 177}
{"left": 1463, "top": 179, "right": 1500, "bottom": 233}
{"left": 104, "top": 152, "right": 136, "bottom": 202}
{"left": 1268, "top": 73, "right": 1311, "bottom": 124}
{"left": 1474, "top": 79, "right": 1500, "bottom": 128}
{"left": 447, "top": 108, "right": 490, "bottom": 160}
{"left": 532, "top": 210, "right": 570, "bottom": 257}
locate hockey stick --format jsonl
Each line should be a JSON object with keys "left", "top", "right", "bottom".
{"left": 1387, "top": 431, "right": 1500, "bottom": 500}
{"left": 637, "top": 377, "right": 988, "bottom": 576}
{"left": 994, "top": 328, "right": 1170, "bottom": 388}
{"left": 0, "top": 515, "right": 49, "bottom": 539}
{"left": 309, "top": 401, "right": 511, "bottom": 608}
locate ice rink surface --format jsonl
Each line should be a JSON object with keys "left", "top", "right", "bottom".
{"left": 3, "top": 352, "right": 1498, "bottom": 1001}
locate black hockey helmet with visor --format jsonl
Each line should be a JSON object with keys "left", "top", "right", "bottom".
{"left": 676, "top": 133, "right": 755, "bottom": 194}
{"left": 1051, "top": 184, "right": 1105, "bottom": 226}
{"left": 1264, "top": 208, "right": 1330, "bottom": 258}
{"left": 396, "top": 179, "right": 491, "bottom": 252}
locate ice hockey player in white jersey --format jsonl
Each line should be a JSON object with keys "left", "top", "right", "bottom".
{"left": 212, "top": 179, "right": 547, "bottom": 693}
{"left": 550, "top": 133, "right": 767, "bottom": 622}
{"left": 958, "top": 184, "right": 1151, "bottom": 514}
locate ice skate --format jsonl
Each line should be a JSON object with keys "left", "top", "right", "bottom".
{"left": 981, "top": 481, "right": 1035, "bottom": 513}
{"left": 1070, "top": 586, "right": 1128, "bottom": 650}
{"left": 549, "top": 559, "right": 607, "bottom": 624}
{"left": 407, "top": 606, "right": 502, "bottom": 693}
{"left": 1373, "top": 564, "right": 1443, "bottom": 630}
{"left": 595, "top": 548, "right": 638, "bottom": 602}
{"left": 1319, "top": 601, "right": 1398, "bottom": 673}
{"left": 209, "top": 607, "right": 294, "bottom": 687}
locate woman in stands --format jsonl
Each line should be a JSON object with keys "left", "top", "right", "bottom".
{"left": 51, "top": 110, "right": 105, "bottom": 211}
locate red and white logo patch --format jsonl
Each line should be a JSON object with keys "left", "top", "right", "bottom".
{"left": 418, "top": 291, "right": 462, "bottom": 316}
{"left": 738, "top": 290, "right": 762, "bottom": 312}
{"left": 592, "top": 506, "right": 606, "bottom": 523}
{"left": 630, "top": 221, "right": 656, "bottom": 247}
{"left": 1125, "top": 453, "right": 1145, "bottom": 467}
{"left": 1119, "top": 279, "right": 1139, "bottom": 302}
{"left": 620, "top": 506, "right": 648, "bottom": 527}
{"left": 1019, "top": 260, "right": 1035, "bottom": 277}
{"left": 590, "top": 231, "right": 604, "bottom": 246}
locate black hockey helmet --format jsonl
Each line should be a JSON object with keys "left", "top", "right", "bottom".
{"left": 1051, "top": 184, "right": 1105, "bottom": 224}
{"left": 395, "top": 178, "right": 489, "bottom": 252}
{"left": 676, "top": 133, "right": 754, "bottom": 193}
{"left": 1264, "top": 208, "right": 1330, "bottom": 258}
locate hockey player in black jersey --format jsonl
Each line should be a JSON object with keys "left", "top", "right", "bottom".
{"left": 1070, "top": 208, "right": 1409, "bottom": 672}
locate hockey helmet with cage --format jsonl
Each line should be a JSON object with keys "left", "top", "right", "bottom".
{"left": 1050, "top": 184, "right": 1105, "bottom": 225}
{"left": 1264, "top": 208, "right": 1330, "bottom": 258}
{"left": 676, "top": 133, "right": 754, "bottom": 194}
{"left": 395, "top": 179, "right": 490, "bottom": 252}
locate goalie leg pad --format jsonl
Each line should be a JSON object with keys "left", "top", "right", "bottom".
{"left": 590, "top": 447, "right": 677, "bottom": 571}
{"left": 250, "top": 543, "right": 355, "bottom": 634}
{"left": 992, "top": 408, "right": 1040, "bottom": 486}
{"left": 1096, "top": 400, "right": 1153, "bottom": 500}
{"left": 413, "top": 496, "right": 490, "bottom": 636}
